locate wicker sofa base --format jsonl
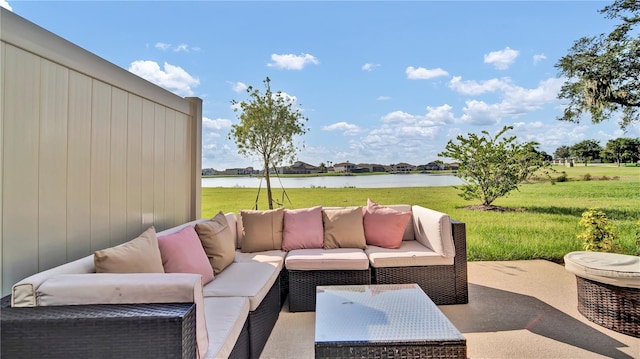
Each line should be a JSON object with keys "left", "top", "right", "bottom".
{"left": 288, "top": 269, "right": 371, "bottom": 312}
{"left": 315, "top": 341, "right": 467, "bottom": 359}
{"left": 248, "top": 277, "right": 281, "bottom": 359}
{"left": 228, "top": 316, "right": 251, "bottom": 359}
{"left": 575, "top": 276, "right": 639, "bottom": 338}
{"left": 372, "top": 265, "right": 468, "bottom": 305}
{"left": 0, "top": 297, "right": 197, "bottom": 359}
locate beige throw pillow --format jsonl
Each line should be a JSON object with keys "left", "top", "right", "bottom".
{"left": 195, "top": 212, "right": 236, "bottom": 274}
{"left": 322, "top": 207, "right": 367, "bottom": 249}
{"left": 94, "top": 226, "right": 165, "bottom": 273}
{"left": 240, "top": 208, "right": 284, "bottom": 253}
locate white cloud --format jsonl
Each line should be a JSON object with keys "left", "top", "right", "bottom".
{"left": 501, "top": 77, "right": 564, "bottom": 115}
{"left": 174, "top": 43, "right": 190, "bottom": 52}
{"left": 154, "top": 42, "right": 198, "bottom": 52}
{"left": 377, "top": 96, "right": 391, "bottom": 101}
{"left": 362, "top": 63, "right": 380, "bottom": 71}
{"left": 128, "top": 60, "right": 199, "bottom": 97}
{"left": 1, "top": 0, "right": 12, "bottom": 11}
{"left": 231, "top": 81, "right": 248, "bottom": 93}
{"left": 203, "top": 117, "right": 232, "bottom": 132}
{"left": 448, "top": 76, "right": 563, "bottom": 123}
{"left": 425, "top": 104, "right": 456, "bottom": 124}
{"left": 268, "top": 53, "right": 319, "bottom": 70}
{"left": 533, "top": 53, "right": 547, "bottom": 65}
{"left": 155, "top": 42, "right": 171, "bottom": 51}
{"left": 460, "top": 100, "right": 503, "bottom": 125}
{"left": 406, "top": 66, "right": 449, "bottom": 80}
{"left": 484, "top": 46, "right": 519, "bottom": 70}
{"left": 323, "top": 122, "right": 361, "bottom": 136}
{"left": 449, "top": 76, "right": 512, "bottom": 96}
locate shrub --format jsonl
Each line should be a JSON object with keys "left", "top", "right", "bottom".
{"left": 577, "top": 208, "right": 619, "bottom": 252}
{"left": 583, "top": 173, "right": 592, "bottom": 181}
{"left": 556, "top": 171, "right": 568, "bottom": 182}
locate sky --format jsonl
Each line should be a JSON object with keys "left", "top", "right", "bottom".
{"left": 4, "top": 1, "right": 638, "bottom": 170}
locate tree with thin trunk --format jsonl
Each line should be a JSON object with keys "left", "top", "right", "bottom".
{"left": 228, "top": 77, "right": 308, "bottom": 209}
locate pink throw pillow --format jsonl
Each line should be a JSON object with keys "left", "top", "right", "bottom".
{"left": 282, "top": 206, "right": 324, "bottom": 251}
{"left": 157, "top": 226, "right": 215, "bottom": 284}
{"left": 364, "top": 199, "right": 412, "bottom": 249}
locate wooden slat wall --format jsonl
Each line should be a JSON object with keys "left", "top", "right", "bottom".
{"left": 1, "top": 9, "right": 202, "bottom": 295}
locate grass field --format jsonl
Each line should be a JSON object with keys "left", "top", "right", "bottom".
{"left": 201, "top": 165, "right": 640, "bottom": 262}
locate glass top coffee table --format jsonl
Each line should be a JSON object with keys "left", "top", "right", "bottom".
{"left": 315, "top": 283, "right": 466, "bottom": 359}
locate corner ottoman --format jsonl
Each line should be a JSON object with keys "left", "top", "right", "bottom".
{"left": 285, "top": 248, "right": 371, "bottom": 312}
{"left": 564, "top": 251, "right": 640, "bottom": 337}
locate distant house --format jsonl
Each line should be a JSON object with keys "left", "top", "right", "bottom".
{"left": 202, "top": 168, "right": 217, "bottom": 176}
{"left": 445, "top": 163, "right": 460, "bottom": 171}
{"left": 357, "top": 163, "right": 386, "bottom": 173}
{"left": 280, "top": 161, "right": 321, "bottom": 174}
{"left": 223, "top": 167, "right": 256, "bottom": 175}
{"left": 393, "top": 162, "right": 415, "bottom": 173}
{"left": 423, "top": 162, "right": 445, "bottom": 171}
{"left": 333, "top": 162, "right": 356, "bottom": 173}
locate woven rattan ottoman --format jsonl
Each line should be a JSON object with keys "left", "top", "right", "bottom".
{"left": 564, "top": 251, "right": 640, "bottom": 338}
{"left": 314, "top": 284, "right": 466, "bottom": 358}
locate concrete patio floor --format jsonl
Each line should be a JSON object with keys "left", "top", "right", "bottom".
{"left": 260, "top": 260, "right": 639, "bottom": 358}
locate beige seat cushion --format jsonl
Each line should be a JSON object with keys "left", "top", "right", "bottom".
{"left": 202, "top": 262, "right": 279, "bottom": 311}
{"left": 195, "top": 212, "right": 236, "bottom": 274}
{"left": 285, "top": 248, "right": 369, "bottom": 271}
{"left": 203, "top": 297, "right": 250, "bottom": 359}
{"left": 365, "top": 241, "right": 454, "bottom": 268}
{"left": 94, "top": 226, "right": 165, "bottom": 274}
{"left": 564, "top": 251, "right": 640, "bottom": 288}
{"left": 234, "top": 250, "right": 286, "bottom": 272}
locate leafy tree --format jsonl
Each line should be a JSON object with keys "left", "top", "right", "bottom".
{"left": 555, "top": 0, "right": 639, "bottom": 130}
{"left": 229, "top": 77, "right": 308, "bottom": 209}
{"left": 570, "top": 140, "right": 602, "bottom": 166}
{"left": 601, "top": 137, "right": 640, "bottom": 165}
{"left": 554, "top": 145, "right": 572, "bottom": 160}
{"left": 438, "top": 126, "right": 548, "bottom": 207}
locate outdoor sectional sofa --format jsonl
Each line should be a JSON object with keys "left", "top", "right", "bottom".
{"left": 1, "top": 201, "right": 467, "bottom": 359}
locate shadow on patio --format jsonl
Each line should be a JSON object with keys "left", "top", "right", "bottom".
{"left": 261, "top": 261, "right": 639, "bottom": 359}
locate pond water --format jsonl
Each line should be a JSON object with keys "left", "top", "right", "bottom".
{"left": 201, "top": 173, "right": 464, "bottom": 188}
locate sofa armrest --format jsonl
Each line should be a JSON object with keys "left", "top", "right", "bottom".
{"left": 1, "top": 295, "right": 197, "bottom": 359}
{"left": 36, "top": 273, "right": 208, "bottom": 358}
{"left": 411, "top": 205, "right": 455, "bottom": 257}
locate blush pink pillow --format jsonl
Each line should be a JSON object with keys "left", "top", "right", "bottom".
{"left": 157, "top": 226, "right": 214, "bottom": 284}
{"left": 282, "top": 206, "right": 324, "bottom": 251}
{"left": 364, "top": 199, "right": 412, "bottom": 249}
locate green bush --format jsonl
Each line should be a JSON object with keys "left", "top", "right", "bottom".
{"left": 577, "top": 208, "right": 619, "bottom": 252}
{"left": 583, "top": 173, "right": 592, "bottom": 181}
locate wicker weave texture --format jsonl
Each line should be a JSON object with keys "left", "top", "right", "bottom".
{"left": 288, "top": 269, "right": 371, "bottom": 312}
{"left": 248, "top": 278, "right": 281, "bottom": 359}
{"left": 372, "top": 220, "right": 468, "bottom": 305}
{"left": 315, "top": 342, "right": 467, "bottom": 359}
{"left": 228, "top": 316, "right": 251, "bottom": 359}
{"left": 1, "top": 299, "right": 196, "bottom": 359}
{"left": 576, "top": 276, "right": 639, "bottom": 338}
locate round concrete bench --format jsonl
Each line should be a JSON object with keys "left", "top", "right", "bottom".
{"left": 564, "top": 251, "right": 640, "bottom": 338}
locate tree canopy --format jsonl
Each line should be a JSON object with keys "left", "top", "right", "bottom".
{"left": 601, "top": 137, "right": 640, "bottom": 166}
{"left": 555, "top": 0, "right": 639, "bottom": 130}
{"left": 438, "top": 126, "right": 548, "bottom": 208}
{"left": 570, "top": 139, "right": 602, "bottom": 166}
{"left": 228, "top": 77, "right": 308, "bottom": 209}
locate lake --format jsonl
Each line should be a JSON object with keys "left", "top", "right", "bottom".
{"left": 201, "top": 174, "right": 465, "bottom": 188}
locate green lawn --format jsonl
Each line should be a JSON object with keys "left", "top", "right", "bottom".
{"left": 201, "top": 165, "right": 640, "bottom": 262}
